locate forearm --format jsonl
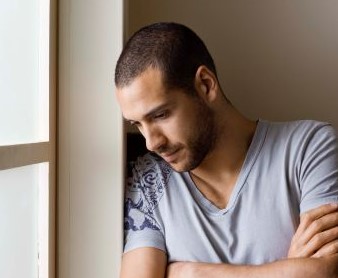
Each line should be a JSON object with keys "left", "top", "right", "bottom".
{"left": 223, "top": 256, "right": 338, "bottom": 278}
{"left": 167, "top": 255, "right": 338, "bottom": 278}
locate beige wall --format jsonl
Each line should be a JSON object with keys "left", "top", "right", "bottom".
{"left": 58, "top": 0, "right": 124, "bottom": 277}
{"left": 128, "top": 0, "right": 338, "bottom": 130}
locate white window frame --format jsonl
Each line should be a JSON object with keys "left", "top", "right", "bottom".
{"left": 0, "top": 0, "right": 57, "bottom": 277}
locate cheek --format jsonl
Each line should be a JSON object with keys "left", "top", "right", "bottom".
{"left": 163, "top": 105, "right": 200, "bottom": 144}
{"left": 165, "top": 118, "right": 196, "bottom": 144}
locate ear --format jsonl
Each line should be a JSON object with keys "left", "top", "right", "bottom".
{"left": 194, "top": 65, "right": 218, "bottom": 102}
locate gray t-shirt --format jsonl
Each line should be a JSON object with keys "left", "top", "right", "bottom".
{"left": 124, "top": 120, "right": 338, "bottom": 264}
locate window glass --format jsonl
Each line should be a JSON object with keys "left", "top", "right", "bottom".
{"left": 0, "top": 0, "right": 49, "bottom": 145}
{"left": 0, "top": 163, "right": 49, "bottom": 278}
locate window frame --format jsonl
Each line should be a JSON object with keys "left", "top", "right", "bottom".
{"left": 0, "top": 0, "right": 57, "bottom": 276}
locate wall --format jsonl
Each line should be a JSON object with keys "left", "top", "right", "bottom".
{"left": 58, "top": 0, "right": 124, "bottom": 277}
{"left": 128, "top": 0, "right": 338, "bottom": 130}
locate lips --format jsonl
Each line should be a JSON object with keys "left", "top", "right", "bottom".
{"left": 160, "top": 149, "right": 180, "bottom": 163}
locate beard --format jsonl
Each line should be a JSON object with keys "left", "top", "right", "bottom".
{"left": 183, "top": 99, "right": 217, "bottom": 171}
{"left": 157, "top": 98, "right": 217, "bottom": 172}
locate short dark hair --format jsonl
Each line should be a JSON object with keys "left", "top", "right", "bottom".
{"left": 114, "top": 22, "right": 218, "bottom": 94}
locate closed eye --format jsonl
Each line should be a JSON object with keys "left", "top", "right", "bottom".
{"left": 128, "top": 120, "right": 140, "bottom": 127}
{"left": 153, "top": 111, "right": 169, "bottom": 120}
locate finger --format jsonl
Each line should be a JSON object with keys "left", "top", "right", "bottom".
{"left": 300, "top": 211, "right": 338, "bottom": 245}
{"left": 300, "top": 203, "right": 338, "bottom": 228}
{"left": 294, "top": 204, "right": 338, "bottom": 243}
{"left": 305, "top": 226, "right": 338, "bottom": 256}
{"left": 312, "top": 239, "right": 338, "bottom": 258}
{"left": 295, "top": 211, "right": 338, "bottom": 250}
{"left": 288, "top": 204, "right": 338, "bottom": 258}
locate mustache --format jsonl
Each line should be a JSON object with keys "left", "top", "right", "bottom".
{"left": 156, "top": 144, "right": 180, "bottom": 156}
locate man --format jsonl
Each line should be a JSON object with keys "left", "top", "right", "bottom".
{"left": 115, "top": 22, "right": 338, "bottom": 277}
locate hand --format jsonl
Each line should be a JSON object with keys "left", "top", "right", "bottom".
{"left": 288, "top": 203, "right": 338, "bottom": 259}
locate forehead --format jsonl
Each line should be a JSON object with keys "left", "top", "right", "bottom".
{"left": 116, "top": 68, "right": 172, "bottom": 120}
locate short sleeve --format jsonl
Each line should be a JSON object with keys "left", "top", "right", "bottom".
{"left": 123, "top": 154, "right": 170, "bottom": 254}
{"left": 299, "top": 124, "right": 338, "bottom": 213}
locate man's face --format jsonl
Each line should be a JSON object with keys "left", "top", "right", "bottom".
{"left": 116, "top": 68, "right": 217, "bottom": 172}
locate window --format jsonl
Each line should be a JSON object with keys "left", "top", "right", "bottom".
{"left": 0, "top": 0, "right": 56, "bottom": 277}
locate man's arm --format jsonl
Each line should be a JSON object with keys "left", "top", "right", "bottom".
{"left": 167, "top": 204, "right": 338, "bottom": 278}
{"left": 120, "top": 247, "right": 167, "bottom": 278}
{"left": 288, "top": 203, "right": 338, "bottom": 258}
{"left": 167, "top": 255, "right": 338, "bottom": 278}
{"left": 119, "top": 204, "right": 338, "bottom": 278}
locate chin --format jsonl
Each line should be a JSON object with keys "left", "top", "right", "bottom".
{"left": 165, "top": 160, "right": 187, "bottom": 172}
{"left": 163, "top": 150, "right": 202, "bottom": 172}
{"left": 169, "top": 163, "right": 186, "bottom": 173}
{"left": 170, "top": 159, "right": 198, "bottom": 173}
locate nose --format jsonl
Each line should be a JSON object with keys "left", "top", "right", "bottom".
{"left": 143, "top": 124, "right": 166, "bottom": 153}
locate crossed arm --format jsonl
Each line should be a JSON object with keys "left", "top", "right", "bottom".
{"left": 120, "top": 203, "right": 338, "bottom": 278}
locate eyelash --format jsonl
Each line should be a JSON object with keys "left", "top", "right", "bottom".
{"left": 128, "top": 110, "right": 169, "bottom": 127}
{"left": 129, "top": 121, "right": 139, "bottom": 127}
{"left": 154, "top": 111, "right": 168, "bottom": 120}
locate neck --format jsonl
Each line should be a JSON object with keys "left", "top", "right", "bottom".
{"left": 190, "top": 104, "right": 257, "bottom": 202}
{"left": 192, "top": 105, "right": 256, "bottom": 174}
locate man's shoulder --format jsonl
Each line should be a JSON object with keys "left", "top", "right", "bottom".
{"left": 255, "top": 120, "right": 337, "bottom": 158}
{"left": 268, "top": 119, "right": 330, "bottom": 130}
{"left": 128, "top": 152, "right": 173, "bottom": 182}
{"left": 126, "top": 153, "right": 173, "bottom": 206}
{"left": 265, "top": 119, "right": 335, "bottom": 139}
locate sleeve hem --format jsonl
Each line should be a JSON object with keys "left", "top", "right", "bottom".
{"left": 123, "top": 231, "right": 167, "bottom": 254}
{"left": 300, "top": 197, "right": 338, "bottom": 214}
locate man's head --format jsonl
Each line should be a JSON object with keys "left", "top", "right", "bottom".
{"left": 115, "top": 22, "right": 218, "bottom": 94}
{"left": 115, "top": 23, "right": 222, "bottom": 172}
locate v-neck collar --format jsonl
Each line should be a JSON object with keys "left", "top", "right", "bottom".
{"left": 183, "top": 120, "right": 269, "bottom": 216}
